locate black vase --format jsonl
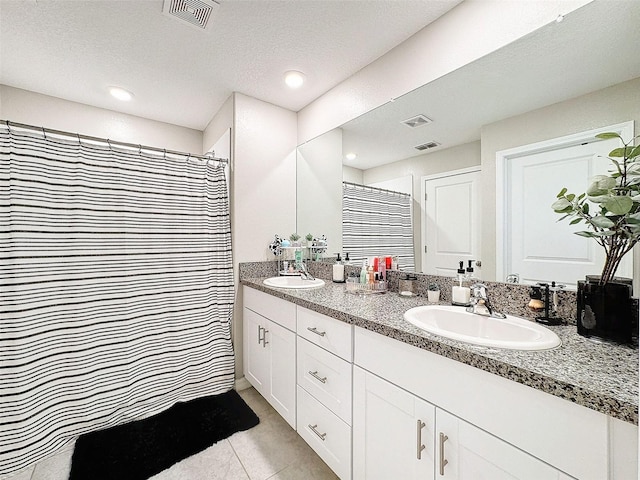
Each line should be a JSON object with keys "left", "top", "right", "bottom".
{"left": 576, "top": 275, "right": 636, "bottom": 344}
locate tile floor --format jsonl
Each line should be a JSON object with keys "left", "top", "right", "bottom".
{"left": 5, "top": 387, "right": 338, "bottom": 480}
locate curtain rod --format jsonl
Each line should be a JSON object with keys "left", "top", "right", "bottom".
{"left": 2, "top": 119, "right": 229, "bottom": 164}
{"left": 343, "top": 181, "right": 410, "bottom": 198}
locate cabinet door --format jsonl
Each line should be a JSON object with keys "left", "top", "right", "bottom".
{"left": 353, "top": 367, "right": 435, "bottom": 480}
{"left": 436, "top": 409, "right": 566, "bottom": 480}
{"left": 267, "top": 319, "right": 297, "bottom": 428}
{"left": 244, "top": 307, "right": 270, "bottom": 396}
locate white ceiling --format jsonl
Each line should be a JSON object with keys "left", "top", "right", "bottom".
{"left": 340, "top": 0, "right": 640, "bottom": 170}
{"left": 0, "top": 0, "right": 462, "bottom": 130}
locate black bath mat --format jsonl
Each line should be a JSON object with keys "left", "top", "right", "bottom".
{"left": 69, "top": 389, "right": 259, "bottom": 480}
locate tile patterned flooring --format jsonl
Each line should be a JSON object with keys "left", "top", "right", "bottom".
{"left": 6, "top": 388, "right": 338, "bottom": 480}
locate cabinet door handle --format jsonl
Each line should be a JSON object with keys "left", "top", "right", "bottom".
{"left": 262, "top": 329, "right": 269, "bottom": 346}
{"left": 416, "top": 419, "right": 426, "bottom": 460}
{"left": 257, "top": 325, "right": 264, "bottom": 345}
{"left": 306, "top": 326, "right": 326, "bottom": 337}
{"left": 308, "top": 370, "right": 327, "bottom": 384}
{"left": 439, "top": 432, "right": 449, "bottom": 476}
{"left": 308, "top": 423, "right": 327, "bottom": 441}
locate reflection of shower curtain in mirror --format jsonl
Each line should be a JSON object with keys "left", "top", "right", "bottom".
{"left": 342, "top": 182, "right": 415, "bottom": 271}
{"left": 0, "top": 124, "right": 235, "bottom": 476}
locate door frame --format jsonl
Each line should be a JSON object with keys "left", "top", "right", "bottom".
{"left": 421, "top": 166, "right": 481, "bottom": 274}
{"left": 495, "top": 121, "right": 635, "bottom": 282}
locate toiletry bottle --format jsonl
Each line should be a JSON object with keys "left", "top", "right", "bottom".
{"left": 367, "top": 261, "right": 374, "bottom": 284}
{"left": 379, "top": 255, "right": 386, "bottom": 282}
{"left": 360, "top": 260, "right": 368, "bottom": 284}
{"left": 333, "top": 253, "right": 345, "bottom": 283}
{"left": 294, "top": 248, "right": 303, "bottom": 268}
{"left": 466, "top": 260, "right": 476, "bottom": 281}
{"left": 344, "top": 253, "right": 351, "bottom": 265}
{"left": 452, "top": 261, "right": 471, "bottom": 305}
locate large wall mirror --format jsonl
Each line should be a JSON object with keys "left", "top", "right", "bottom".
{"left": 297, "top": 1, "right": 640, "bottom": 288}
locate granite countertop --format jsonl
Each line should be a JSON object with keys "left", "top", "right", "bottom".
{"left": 241, "top": 277, "right": 639, "bottom": 425}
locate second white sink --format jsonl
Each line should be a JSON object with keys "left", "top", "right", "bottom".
{"left": 263, "top": 276, "right": 325, "bottom": 289}
{"left": 403, "top": 305, "right": 561, "bottom": 351}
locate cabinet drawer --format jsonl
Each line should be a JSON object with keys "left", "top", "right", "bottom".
{"left": 244, "top": 286, "right": 296, "bottom": 331}
{"left": 297, "top": 306, "right": 352, "bottom": 361}
{"left": 297, "top": 385, "right": 351, "bottom": 480}
{"left": 297, "top": 337, "right": 352, "bottom": 424}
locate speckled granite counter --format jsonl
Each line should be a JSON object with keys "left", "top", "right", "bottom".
{"left": 241, "top": 277, "right": 638, "bottom": 425}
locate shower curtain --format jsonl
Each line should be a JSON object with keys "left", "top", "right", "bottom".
{"left": 342, "top": 182, "right": 415, "bottom": 271}
{"left": 0, "top": 124, "right": 235, "bottom": 475}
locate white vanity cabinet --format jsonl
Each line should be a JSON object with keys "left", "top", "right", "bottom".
{"left": 353, "top": 366, "right": 435, "bottom": 480}
{"left": 353, "top": 366, "right": 568, "bottom": 480}
{"left": 295, "top": 306, "right": 353, "bottom": 480}
{"left": 435, "top": 408, "right": 570, "bottom": 479}
{"left": 243, "top": 286, "right": 297, "bottom": 428}
{"left": 353, "top": 326, "right": 635, "bottom": 480}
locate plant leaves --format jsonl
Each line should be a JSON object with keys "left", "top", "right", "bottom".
{"left": 590, "top": 215, "right": 615, "bottom": 228}
{"left": 609, "top": 147, "right": 634, "bottom": 158}
{"left": 575, "top": 231, "right": 596, "bottom": 238}
{"left": 603, "top": 195, "right": 633, "bottom": 215}
{"left": 630, "top": 145, "right": 640, "bottom": 159}
{"left": 551, "top": 198, "right": 572, "bottom": 212}
{"left": 556, "top": 187, "right": 567, "bottom": 198}
{"left": 596, "top": 132, "right": 622, "bottom": 140}
{"left": 587, "top": 194, "right": 608, "bottom": 203}
{"left": 569, "top": 218, "right": 582, "bottom": 225}
{"left": 586, "top": 175, "right": 615, "bottom": 196}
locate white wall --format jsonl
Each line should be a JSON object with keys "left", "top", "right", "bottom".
{"left": 480, "top": 76, "right": 640, "bottom": 281}
{"left": 232, "top": 92, "right": 297, "bottom": 380}
{"left": 0, "top": 85, "right": 202, "bottom": 152}
{"left": 297, "top": 0, "right": 591, "bottom": 145}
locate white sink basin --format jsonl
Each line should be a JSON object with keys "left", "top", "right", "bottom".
{"left": 403, "top": 305, "right": 560, "bottom": 351}
{"left": 263, "top": 276, "right": 325, "bottom": 289}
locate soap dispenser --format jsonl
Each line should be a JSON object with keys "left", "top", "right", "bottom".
{"left": 452, "top": 261, "right": 471, "bottom": 306}
{"left": 333, "top": 253, "right": 345, "bottom": 283}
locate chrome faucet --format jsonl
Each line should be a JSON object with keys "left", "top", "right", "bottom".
{"left": 298, "top": 261, "right": 315, "bottom": 281}
{"left": 466, "top": 283, "right": 505, "bottom": 318}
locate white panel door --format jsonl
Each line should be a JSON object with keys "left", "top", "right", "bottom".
{"left": 353, "top": 367, "right": 435, "bottom": 480}
{"left": 243, "top": 308, "right": 270, "bottom": 396}
{"left": 267, "top": 320, "right": 297, "bottom": 428}
{"left": 436, "top": 409, "right": 568, "bottom": 480}
{"left": 505, "top": 137, "right": 632, "bottom": 288}
{"left": 423, "top": 169, "right": 480, "bottom": 276}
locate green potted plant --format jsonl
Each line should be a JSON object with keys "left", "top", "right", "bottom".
{"left": 427, "top": 283, "right": 440, "bottom": 303}
{"left": 305, "top": 233, "right": 314, "bottom": 248}
{"left": 552, "top": 131, "right": 640, "bottom": 342}
{"left": 289, "top": 233, "right": 301, "bottom": 247}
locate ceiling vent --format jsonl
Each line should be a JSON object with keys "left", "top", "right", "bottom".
{"left": 163, "top": 0, "right": 220, "bottom": 31}
{"left": 401, "top": 114, "right": 432, "bottom": 128}
{"left": 414, "top": 141, "right": 440, "bottom": 151}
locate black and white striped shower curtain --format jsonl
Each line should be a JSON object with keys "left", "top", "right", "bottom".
{"left": 342, "top": 182, "right": 415, "bottom": 271}
{"left": 0, "top": 124, "right": 235, "bottom": 475}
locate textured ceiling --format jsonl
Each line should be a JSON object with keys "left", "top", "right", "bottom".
{"left": 0, "top": 0, "right": 462, "bottom": 130}
{"left": 339, "top": 0, "right": 640, "bottom": 170}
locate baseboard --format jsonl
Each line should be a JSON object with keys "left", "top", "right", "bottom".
{"left": 235, "top": 376, "right": 252, "bottom": 391}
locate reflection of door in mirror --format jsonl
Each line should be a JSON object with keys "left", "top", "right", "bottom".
{"left": 497, "top": 122, "right": 634, "bottom": 289}
{"left": 422, "top": 168, "right": 480, "bottom": 276}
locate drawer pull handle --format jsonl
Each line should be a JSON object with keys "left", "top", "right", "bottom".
{"left": 308, "top": 424, "right": 327, "bottom": 441}
{"left": 309, "top": 370, "right": 327, "bottom": 384}
{"left": 439, "top": 432, "right": 449, "bottom": 476}
{"left": 416, "top": 419, "right": 426, "bottom": 460}
{"left": 257, "top": 325, "right": 264, "bottom": 345}
{"left": 307, "top": 327, "right": 326, "bottom": 337}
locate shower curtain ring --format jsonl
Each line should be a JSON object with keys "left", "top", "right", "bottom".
{"left": 41, "top": 127, "right": 47, "bottom": 140}
{"left": 107, "top": 139, "right": 112, "bottom": 150}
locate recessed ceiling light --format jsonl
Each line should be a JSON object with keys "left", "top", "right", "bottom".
{"left": 108, "top": 86, "right": 134, "bottom": 101}
{"left": 555, "top": 14, "right": 564, "bottom": 23}
{"left": 284, "top": 71, "right": 305, "bottom": 89}
{"left": 345, "top": 153, "right": 357, "bottom": 161}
